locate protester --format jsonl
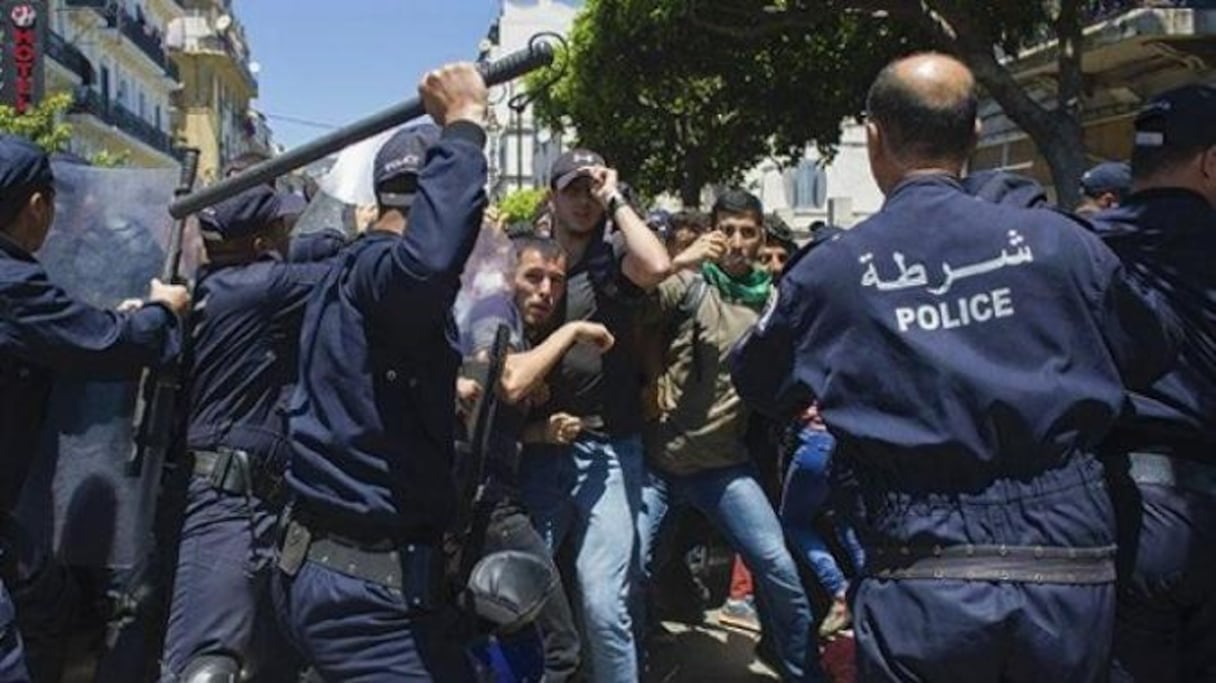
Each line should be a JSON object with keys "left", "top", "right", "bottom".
{"left": 638, "top": 188, "right": 815, "bottom": 681}
{"left": 517, "top": 148, "right": 670, "bottom": 682}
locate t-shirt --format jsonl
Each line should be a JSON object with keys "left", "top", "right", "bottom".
{"left": 644, "top": 270, "right": 767, "bottom": 476}
{"left": 536, "top": 231, "right": 645, "bottom": 436}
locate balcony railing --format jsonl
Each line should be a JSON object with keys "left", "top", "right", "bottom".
{"left": 46, "top": 30, "right": 94, "bottom": 85}
{"left": 64, "top": 0, "right": 178, "bottom": 82}
{"left": 70, "top": 87, "right": 179, "bottom": 158}
{"left": 1087, "top": 0, "right": 1216, "bottom": 24}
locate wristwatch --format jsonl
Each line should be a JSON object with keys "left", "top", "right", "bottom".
{"left": 606, "top": 191, "right": 625, "bottom": 217}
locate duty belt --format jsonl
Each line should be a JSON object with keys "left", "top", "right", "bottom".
{"left": 190, "top": 447, "right": 285, "bottom": 504}
{"left": 866, "top": 543, "right": 1116, "bottom": 584}
{"left": 277, "top": 517, "right": 445, "bottom": 611}
{"left": 1127, "top": 451, "right": 1216, "bottom": 499}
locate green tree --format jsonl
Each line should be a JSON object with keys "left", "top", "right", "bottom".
{"left": 498, "top": 187, "right": 549, "bottom": 224}
{"left": 530, "top": 1, "right": 908, "bottom": 207}
{"left": 88, "top": 149, "right": 132, "bottom": 167}
{"left": 533, "top": 0, "right": 1100, "bottom": 208}
{"left": 0, "top": 92, "right": 73, "bottom": 153}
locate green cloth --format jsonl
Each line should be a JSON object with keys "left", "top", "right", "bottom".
{"left": 700, "top": 262, "right": 771, "bottom": 307}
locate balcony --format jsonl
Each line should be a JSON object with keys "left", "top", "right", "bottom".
{"left": 64, "top": 0, "right": 178, "bottom": 82}
{"left": 69, "top": 87, "right": 179, "bottom": 159}
{"left": 46, "top": 30, "right": 94, "bottom": 85}
{"left": 166, "top": 14, "right": 258, "bottom": 92}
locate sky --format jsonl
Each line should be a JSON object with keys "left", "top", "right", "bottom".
{"left": 236, "top": 0, "right": 502, "bottom": 150}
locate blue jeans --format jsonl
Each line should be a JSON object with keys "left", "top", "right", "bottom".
{"left": 518, "top": 434, "right": 644, "bottom": 683}
{"left": 639, "top": 463, "right": 816, "bottom": 682}
{"left": 780, "top": 429, "right": 864, "bottom": 597}
{"left": 162, "top": 478, "right": 299, "bottom": 681}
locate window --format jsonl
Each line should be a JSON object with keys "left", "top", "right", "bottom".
{"left": 791, "top": 158, "right": 827, "bottom": 209}
{"left": 138, "top": 91, "right": 146, "bottom": 119}
{"left": 117, "top": 78, "right": 128, "bottom": 107}
{"left": 155, "top": 105, "right": 162, "bottom": 131}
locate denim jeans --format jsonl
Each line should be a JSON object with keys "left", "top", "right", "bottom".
{"left": 519, "top": 434, "right": 644, "bottom": 683}
{"left": 780, "top": 428, "right": 865, "bottom": 598}
{"left": 639, "top": 463, "right": 816, "bottom": 682}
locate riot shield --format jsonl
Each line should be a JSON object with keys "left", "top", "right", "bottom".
{"left": 14, "top": 161, "right": 203, "bottom": 572}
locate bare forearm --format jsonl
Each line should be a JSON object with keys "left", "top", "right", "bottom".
{"left": 499, "top": 325, "right": 578, "bottom": 403}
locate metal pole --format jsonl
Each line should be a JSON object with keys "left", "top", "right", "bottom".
{"left": 169, "top": 39, "right": 555, "bottom": 218}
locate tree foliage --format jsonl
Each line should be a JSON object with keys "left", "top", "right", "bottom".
{"left": 0, "top": 92, "right": 73, "bottom": 153}
{"left": 532, "top": 0, "right": 1100, "bottom": 208}
{"left": 498, "top": 187, "right": 548, "bottom": 224}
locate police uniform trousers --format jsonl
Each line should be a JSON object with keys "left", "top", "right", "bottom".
{"left": 162, "top": 476, "right": 300, "bottom": 681}
{"left": 1108, "top": 452, "right": 1216, "bottom": 682}
{"left": 270, "top": 515, "right": 472, "bottom": 683}
{"left": 840, "top": 453, "right": 1116, "bottom": 682}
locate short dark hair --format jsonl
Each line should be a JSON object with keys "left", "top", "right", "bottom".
{"left": 710, "top": 189, "right": 763, "bottom": 227}
{"left": 670, "top": 210, "right": 708, "bottom": 235}
{"left": 511, "top": 235, "right": 566, "bottom": 264}
{"left": 866, "top": 58, "right": 978, "bottom": 163}
{"left": 1131, "top": 141, "right": 1211, "bottom": 180}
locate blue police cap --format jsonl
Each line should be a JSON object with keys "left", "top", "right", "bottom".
{"left": 1135, "top": 84, "right": 1216, "bottom": 150}
{"left": 198, "top": 184, "right": 281, "bottom": 241}
{"left": 1079, "top": 162, "right": 1131, "bottom": 199}
{"left": 0, "top": 134, "right": 54, "bottom": 221}
{"left": 373, "top": 124, "right": 441, "bottom": 208}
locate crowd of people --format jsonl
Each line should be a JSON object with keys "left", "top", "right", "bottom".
{"left": 0, "top": 50, "right": 1211, "bottom": 683}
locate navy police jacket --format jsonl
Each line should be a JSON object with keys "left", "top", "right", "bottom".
{"left": 1093, "top": 189, "right": 1216, "bottom": 459}
{"left": 732, "top": 175, "right": 1178, "bottom": 547}
{"left": 286, "top": 123, "right": 487, "bottom": 538}
{"left": 186, "top": 243, "right": 341, "bottom": 465}
{"left": 0, "top": 234, "right": 180, "bottom": 511}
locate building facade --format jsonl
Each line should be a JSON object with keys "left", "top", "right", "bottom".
{"left": 48, "top": 0, "right": 182, "bottom": 166}
{"left": 972, "top": 1, "right": 1216, "bottom": 193}
{"left": 481, "top": 0, "right": 582, "bottom": 197}
{"left": 166, "top": 0, "right": 264, "bottom": 184}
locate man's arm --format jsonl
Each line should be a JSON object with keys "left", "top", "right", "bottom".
{"left": 589, "top": 168, "right": 670, "bottom": 290}
{"left": 0, "top": 266, "right": 184, "bottom": 375}
{"left": 1078, "top": 229, "right": 1181, "bottom": 391}
{"left": 499, "top": 321, "right": 613, "bottom": 404}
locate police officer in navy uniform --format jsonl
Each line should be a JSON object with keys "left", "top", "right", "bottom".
{"left": 160, "top": 185, "right": 342, "bottom": 682}
{"left": 1092, "top": 85, "right": 1216, "bottom": 683}
{"left": 273, "top": 63, "right": 489, "bottom": 680}
{"left": 0, "top": 133, "right": 188, "bottom": 681}
{"left": 731, "top": 54, "right": 1179, "bottom": 682}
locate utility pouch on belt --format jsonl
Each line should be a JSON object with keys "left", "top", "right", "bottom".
{"left": 277, "top": 518, "right": 310, "bottom": 577}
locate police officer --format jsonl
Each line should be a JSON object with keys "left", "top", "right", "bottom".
{"left": 731, "top": 54, "right": 1179, "bottom": 682}
{"left": 273, "top": 63, "right": 489, "bottom": 680}
{"left": 1091, "top": 85, "right": 1216, "bottom": 683}
{"left": 0, "top": 133, "right": 188, "bottom": 681}
{"left": 160, "top": 185, "right": 342, "bottom": 682}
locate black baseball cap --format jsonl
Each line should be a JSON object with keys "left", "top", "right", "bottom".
{"left": 374, "top": 124, "right": 441, "bottom": 207}
{"left": 1134, "top": 84, "right": 1216, "bottom": 150}
{"left": 549, "top": 148, "right": 605, "bottom": 190}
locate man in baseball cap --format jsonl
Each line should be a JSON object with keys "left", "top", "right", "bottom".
{"left": 1077, "top": 161, "right": 1131, "bottom": 216}
{"left": 1093, "top": 82, "right": 1216, "bottom": 682}
{"left": 526, "top": 147, "right": 670, "bottom": 680}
